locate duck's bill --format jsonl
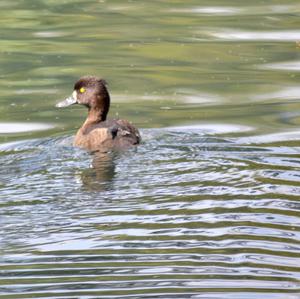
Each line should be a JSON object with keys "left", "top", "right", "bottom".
{"left": 55, "top": 91, "right": 77, "bottom": 108}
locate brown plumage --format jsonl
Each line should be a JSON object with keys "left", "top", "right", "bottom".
{"left": 56, "top": 76, "right": 141, "bottom": 152}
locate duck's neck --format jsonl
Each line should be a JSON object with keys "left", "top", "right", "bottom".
{"left": 79, "top": 92, "right": 110, "bottom": 135}
{"left": 81, "top": 107, "right": 107, "bottom": 134}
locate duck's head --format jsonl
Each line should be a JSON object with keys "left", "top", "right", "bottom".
{"left": 56, "top": 76, "right": 110, "bottom": 120}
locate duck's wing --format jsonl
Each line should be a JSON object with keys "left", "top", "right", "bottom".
{"left": 107, "top": 119, "right": 141, "bottom": 146}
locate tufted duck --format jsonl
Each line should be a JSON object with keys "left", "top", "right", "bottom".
{"left": 56, "top": 76, "right": 141, "bottom": 152}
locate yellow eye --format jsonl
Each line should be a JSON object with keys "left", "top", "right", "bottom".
{"left": 79, "top": 87, "right": 86, "bottom": 93}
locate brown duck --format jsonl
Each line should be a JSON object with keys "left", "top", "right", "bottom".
{"left": 56, "top": 76, "right": 141, "bottom": 152}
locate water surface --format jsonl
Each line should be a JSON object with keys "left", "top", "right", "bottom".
{"left": 0, "top": 0, "right": 300, "bottom": 298}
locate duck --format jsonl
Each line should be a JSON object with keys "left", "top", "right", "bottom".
{"left": 56, "top": 76, "right": 141, "bottom": 152}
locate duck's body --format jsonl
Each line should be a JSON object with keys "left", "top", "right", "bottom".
{"left": 74, "top": 118, "right": 140, "bottom": 151}
{"left": 56, "top": 76, "right": 140, "bottom": 152}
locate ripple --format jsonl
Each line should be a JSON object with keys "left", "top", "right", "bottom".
{"left": 259, "top": 61, "right": 300, "bottom": 72}
{"left": 0, "top": 122, "right": 54, "bottom": 134}
{"left": 235, "top": 130, "right": 300, "bottom": 144}
{"left": 179, "top": 93, "right": 224, "bottom": 105}
{"left": 166, "top": 124, "right": 254, "bottom": 134}
{"left": 206, "top": 29, "right": 300, "bottom": 41}
{"left": 172, "top": 5, "right": 300, "bottom": 16}
{"left": 251, "top": 86, "right": 300, "bottom": 102}
{"left": 1, "top": 128, "right": 300, "bottom": 298}
{"left": 33, "top": 31, "right": 69, "bottom": 38}
{"left": 113, "top": 92, "right": 224, "bottom": 105}
{"left": 14, "top": 88, "right": 58, "bottom": 95}
{"left": 187, "top": 7, "right": 242, "bottom": 15}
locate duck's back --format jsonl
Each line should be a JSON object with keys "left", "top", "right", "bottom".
{"left": 74, "top": 119, "right": 141, "bottom": 151}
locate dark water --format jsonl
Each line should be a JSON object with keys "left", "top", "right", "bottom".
{"left": 1, "top": 1, "right": 300, "bottom": 298}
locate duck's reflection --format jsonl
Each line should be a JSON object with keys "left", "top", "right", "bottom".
{"left": 79, "top": 151, "right": 116, "bottom": 191}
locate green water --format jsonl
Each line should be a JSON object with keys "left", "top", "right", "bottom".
{"left": 1, "top": 0, "right": 300, "bottom": 137}
{"left": 0, "top": 1, "right": 300, "bottom": 298}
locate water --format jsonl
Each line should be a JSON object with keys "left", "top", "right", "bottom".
{"left": 1, "top": 0, "right": 300, "bottom": 298}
